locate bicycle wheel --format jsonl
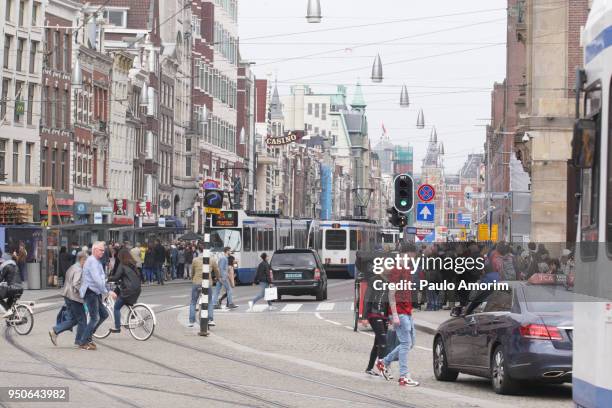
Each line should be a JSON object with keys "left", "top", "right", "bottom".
{"left": 92, "top": 305, "right": 114, "bottom": 339}
{"left": 11, "top": 304, "right": 34, "bottom": 335}
{"left": 128, "top": 305, "right": 156, "bottom": 341}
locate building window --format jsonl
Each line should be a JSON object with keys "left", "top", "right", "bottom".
{"left": 18, "top": 0, "right": 24, "bottom": 26}
{"left": 50, "top": 88, "right": 56, "bottom": 127}
{"left": 1, "top": 78, "right": 9, "bottom": 119}
{"left": 61, "top": 149, "right": 66, "bottom": 191}
{"left": 25, "top": 142, "right": 31, "bottom": 184}
{"left": 103, "top": 9, "right": 127, "bottom": 28}
{"left": 31, "top": 2, "right": 38, "bottom": 26}
{"left": 16, "top": 38, "right": 24, "bottom": 71}
{"left": 29, "top": 40, "right": 37, "bottom": 73}
{"left": 0, "top": 139, "right": 5, "bottom": 181}
{"left": 4, "top": 35, "right": 11, "bottom": 69}
{"left": 186, "top": 156, "right": 192, "bottom": 177}
{"left": 186, "top": 137, "right": 191, "bottom": 152}
{"left": 40, "top": 86, "right": 47, "bottom": 126}
{"left": 321, "top": 103, "right": 327, "bottom": 120}
{"left": 12, "top": 140, "right": 19, "bottom": 182}
{"left": 26, "top": 85, "right": 34, "bottom": 125}
{"left": 51, "top": 148, "right": 56, "bottom": 188}
{"left": 53, "top": 31, "right": 60, "bottom": 70}
{"left": 14, "top": 81, "right": 23, "bottom": 123}
{"left": 41, "top": 146, "right": 46, "bottom": 186}
{"left": 314, "top": 103, "right": 319, "bottom": 118}
{"left": 63, "top": 34, "right": 69, "bottom": 71}
{"left": 5, "top": 0, "right": 12, "bottom": 22}
{"left": 63, "top": 89, "right": 68, "bottom": 127}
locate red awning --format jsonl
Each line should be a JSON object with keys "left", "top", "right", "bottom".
{"left": 40, "top": 210, "right": 73, "bottom": 216}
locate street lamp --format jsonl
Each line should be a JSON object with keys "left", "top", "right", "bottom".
{"left": 416, "top": 108, "right": 425, "bottom": 129}
{"left": 306, "top": 0, "right": 322, "bottom": 23}
{"left": 371, "top": 54, "right": 383, "bottom": 83}
{"left": 400, "top": 85, "right": 409, "bottom": 108}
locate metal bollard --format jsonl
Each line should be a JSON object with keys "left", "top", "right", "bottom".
{"left": 199, "top": 232, "right": 211, "bottom": 336}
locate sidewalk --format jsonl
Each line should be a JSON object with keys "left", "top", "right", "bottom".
{"left": 412, "top": 309, "right": 453, "bottom": 335}
{"left": 20, "top": 278, "right": 191, "bottom": 303}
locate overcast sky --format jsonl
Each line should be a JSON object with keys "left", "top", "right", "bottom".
{"left": 239, "top": 0, "right": 507, "bottom": 173}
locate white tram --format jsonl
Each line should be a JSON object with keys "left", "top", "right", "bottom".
{"left": 572, "top": 2, "right": 612, "bottom": 406}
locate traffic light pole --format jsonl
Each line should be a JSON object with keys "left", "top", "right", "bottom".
{"left": 199, "top": 212, "right": 211, "bottom": 336}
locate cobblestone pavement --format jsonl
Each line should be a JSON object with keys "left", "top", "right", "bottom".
{"left": 0, "top": 280, "right": 572, "bottom": 408}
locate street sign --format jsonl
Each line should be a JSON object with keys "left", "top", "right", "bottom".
{"left": 465, "top": 192, "right": 510, "bottom": 200}
{"left": 406, "top": 227, "right": 417, "bottom": 234}
{"left": 417, "top": 184, "right": 435, "bottom": 202}
{"left": 458, "top": 213, "right": 471, "bottom": 225}
{"left": 478, "top": 224, "right": 489, "bottom": 241}
{"left": 491, "top": 192, "right": 511, "bottom": 200}
{"left": 415, "top": 228, "right": 435, "bottom": 242}
{"left": 94, "top": 212, "right": 103, "bottom": 224}
{"left": 416, "top": 203, "right": 435, "bottom": 222}
{"left": 158, "top": 217, "right": 166, "bottom": 227}
{"left": 491, "top": 224, "right": 499, "bottom": 242}
{"left": 212, "top": 211, "right": 239, "bottom": 227}
{"left": 465, "top": 192, "right": 486, "bottom": 200}
{"left": 203, "top": 189, "right": 224, "bottom": 209}
{"left": 203, "top": 179, "right": 220, "bottom": 190}
{"left": 204, "top": 207, "right": 222, "bottom": 215}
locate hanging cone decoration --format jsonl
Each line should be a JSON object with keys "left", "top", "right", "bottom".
{"left": 306, "top": 0, "right": 322, "bottom": 23}
{"left": 400, "top": 85, "right": 410, "bottom": 108}
{"left": 371, "top": 54, "right": 383, "bottom": 83}
{"left": 140, "top": 84, "right": 149, "bottom": 106}
{"left": 431, "top": 126, "right": 437, "bottom": 142}
{"left": 73, "top": 58, "right": 83, "bottom": 87}
{"left": 440, "top": 142, "right": 445, "bottom": 155}
{"left": 416, "top": 108, "right": 425, "bottom": 129}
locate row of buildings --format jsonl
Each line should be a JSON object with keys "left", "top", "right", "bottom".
{"left": 484, "top": 0, "right": 589, "bottom": 244}
{"left": 0, "top": 0, "right": 394, "bottom": 241}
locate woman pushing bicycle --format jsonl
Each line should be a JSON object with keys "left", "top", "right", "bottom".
{"left": 108, "top": 248, "right": 142, "bottom": 334}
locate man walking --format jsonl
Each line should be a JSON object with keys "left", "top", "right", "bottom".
{"left": 153, "top": 239, "right": 166, "bottom": 285}
{"left": 378, "top": 243, "right": 419, "bottom": 387}
{"left": 248, "top": 253, "right": 275, "bottom": 311}
{"left": 78, "top": 242, "right": 115, "bottom": 350}
{"left": 212, "top": 247, "right": 238, "bottom": 310}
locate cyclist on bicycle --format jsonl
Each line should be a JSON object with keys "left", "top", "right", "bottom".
{"left": 0, "top": 249, "right": 23, "bottom": 318}
{"left": 108, "top": 248, "right": 142, "bottom": 333}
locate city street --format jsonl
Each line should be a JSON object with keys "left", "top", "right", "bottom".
{"left": 1, "top": 280, "right": 571, "bottom": 408}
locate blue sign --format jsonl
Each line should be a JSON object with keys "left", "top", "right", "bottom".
{"left": 458, "top": 213, "right": 471, "bottom": 225}
{"left": 416, "top": 203, "right": 435, "bottom": 222}
{"left": 74, "top": 202, "right": 88, "bottom": 215}
{"left": 204, "top": 190, "right": 223, "bottom": 208}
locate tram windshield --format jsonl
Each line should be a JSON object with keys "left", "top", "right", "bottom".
{"left": 210, "top": 228, "right": 242, "bottom": 252}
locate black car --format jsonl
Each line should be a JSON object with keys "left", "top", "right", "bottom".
{"left": 270, "top": 249, "right": 328, "bottom": 301}
{"left": 433, "top": 280, "right": 574, "bottom": 394}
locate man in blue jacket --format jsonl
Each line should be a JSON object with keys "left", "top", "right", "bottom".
{"left": 78, "top": 241, "right": 115, "bottom": 350}
{"left": 212, "top": 247, "right": 238, "bottom": 310}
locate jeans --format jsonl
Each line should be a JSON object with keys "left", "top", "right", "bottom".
{"left": 113, "top": 297, "right": 126, "bottom": 330}
{"left": 367, "top": 317, "right": 388, "bottom": 371}
{"left": 156, "top": 264, "right": 164, "bottom": 284}
{"left": 427, "top": 290, "right": 440, "bottom": 311}
{"left": 53, "top": 298, "right": 86, "bottom": 344}
{"left": 143, "top": 267, "right": 154, "bottom": 283}
{"left": 212, "top": 277, "right": 233, "bottom": 306}
{"left": 185, "top": 264, "right": 192, "bottom": 279}
{"left": 171, "top": 262, "right": 177, "bottom": 280}
{"left": 79, "top": 290, "right": 109, "bottom": 345}
{"left": 188, "top": 284, "right": 201, "bottom": 324}
{"left": 207, "top": 290, "right": 214, "bottom": 322}
{"left": 383, "top": 314, "right": 415, "bottom": 378}
{"left": 251, "top": 282, "right": 271, "bottom": 306}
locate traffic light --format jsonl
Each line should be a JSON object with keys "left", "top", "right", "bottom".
{"left": 398, "top": 215, "right": 408, "bottom": 228}
{"left": 394, "top": 174, "right": 414, "bottom": 213}
{"left": 387, "top": 207, "right": 399, "bottom": 226}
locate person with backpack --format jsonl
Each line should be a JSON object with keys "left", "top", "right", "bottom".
{"left": 49, "top": 251, "right": 88, "bottom": 346}
{"left": 108, "top": 249, "right": 142, "bottom": 334}
{"left": 364, "top": 268, "right": 392, "bottom": 378}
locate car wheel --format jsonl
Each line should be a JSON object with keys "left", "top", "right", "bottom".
{"left": 433, "top": 336, "right": 459, "bottom": 381}
{"left": 491, "top": 345, "right": 519, "bottom": 394}
{"left": 323, "top": 287, "right": 328, "bottom": 300}
{"left": 316, "top": 287, "right": 325, "bottom": 301}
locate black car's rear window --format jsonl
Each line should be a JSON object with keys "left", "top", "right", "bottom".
{"left": 271, "top": 252, "right": 317, "bottom": 268}
{"left": 325, "top": 230, "right": 346, "bottom": 250}
{"left": 523, "top": 286, "right": 576, "bottom": 312}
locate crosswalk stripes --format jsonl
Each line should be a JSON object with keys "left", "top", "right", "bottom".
{"left": 281, "top": 303, "right": 303, "bottom": 312}
{"left": 316, "top": 303, "right": 335, "bottom": 311}
{"left": 251, "top": 304, "right": 268, "bottom": 312}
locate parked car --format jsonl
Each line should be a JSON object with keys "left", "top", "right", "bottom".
{"left": 270, "top": 249, "right": 328, "bottom": 301}
{"left": 433, "top": 277, "right": 575, "bottom": 394}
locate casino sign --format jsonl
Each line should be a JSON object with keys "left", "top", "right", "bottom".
{"left": 265, "top": 130, "right": 304, "bottom": 146}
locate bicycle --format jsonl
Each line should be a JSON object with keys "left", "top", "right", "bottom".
{"left": 1, "top": 296, "right": 34, "bottom": 335}
{"left": 93, "top": 294, "right": 156, "bottom": 341}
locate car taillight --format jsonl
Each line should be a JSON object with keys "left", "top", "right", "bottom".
{"left": 519, "top": 324, "right": 563, "bottom": 340}
{"left": 314, "top": 268, "right": 321, "bottom": 280}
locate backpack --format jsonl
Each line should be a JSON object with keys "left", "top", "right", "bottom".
{"left": 501, "top": 255, "right": 517, "bottom": 281}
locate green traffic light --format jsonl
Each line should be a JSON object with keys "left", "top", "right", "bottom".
{"left": 400, "top": 200, "right": 408, "bottom": 206}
